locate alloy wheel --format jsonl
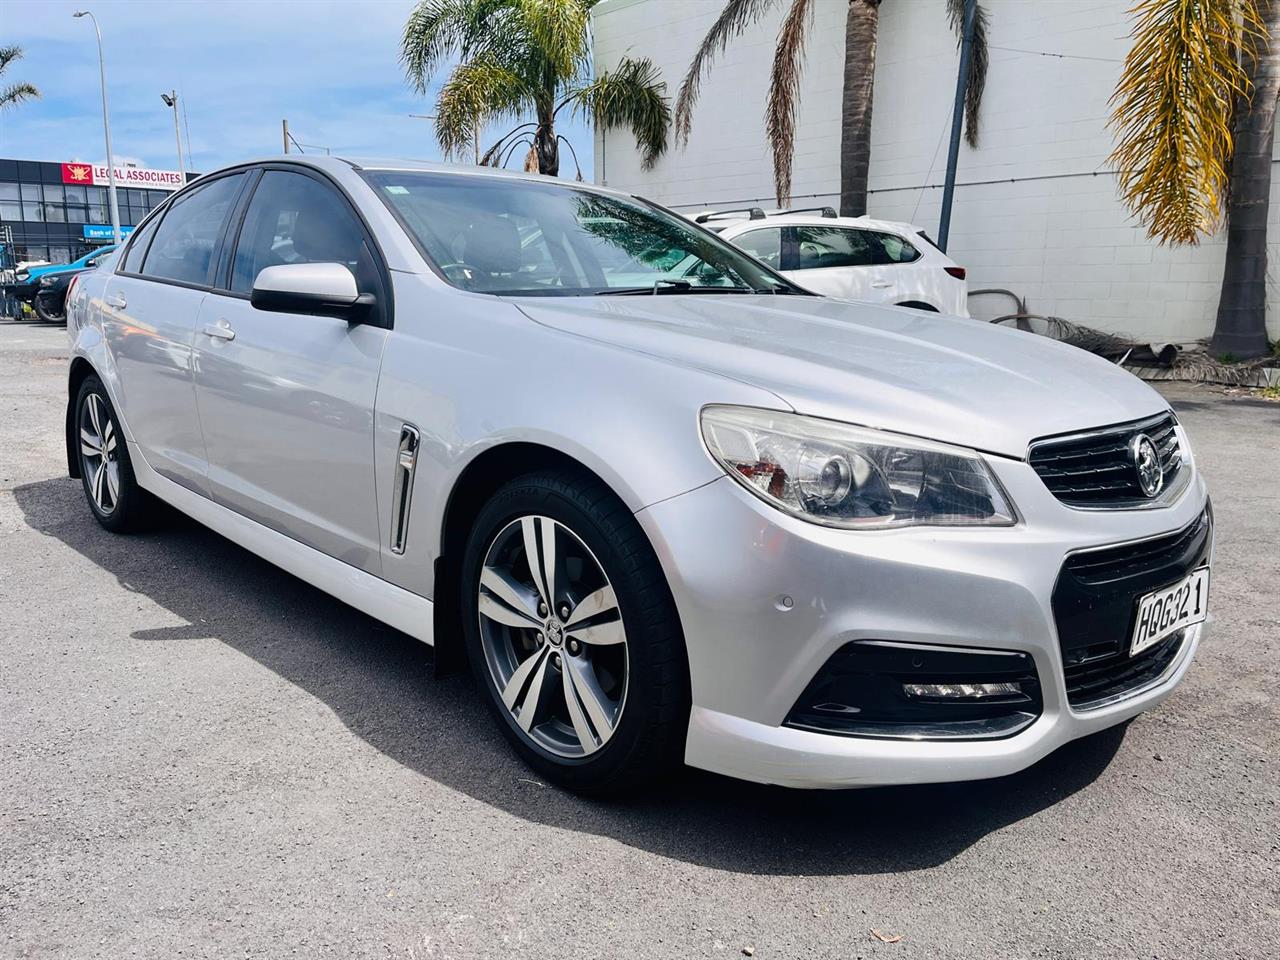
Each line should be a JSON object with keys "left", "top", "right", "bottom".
{"left": 477, "top": 515, "right": 629, "bottom": 758}
{"left": 79, "top": 392, "right": 120, "bottom": 515}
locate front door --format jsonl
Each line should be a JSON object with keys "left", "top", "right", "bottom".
{"left": 191, "top": 168, "right": 389, "bottom": 574}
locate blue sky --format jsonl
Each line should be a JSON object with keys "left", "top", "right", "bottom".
{"left": 0, "top": 0, "right": 594, "bottom": 177}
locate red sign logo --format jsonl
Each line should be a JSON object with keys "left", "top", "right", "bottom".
{"left": 63, "top": 163, "right": 93, "bottom": 184}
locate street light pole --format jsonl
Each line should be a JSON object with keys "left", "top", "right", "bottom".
{"left": 73, "top": 10, "right": 122, "bottom": 245}
{"left": 161, "top": 91, "right": 185, "bottom": 179}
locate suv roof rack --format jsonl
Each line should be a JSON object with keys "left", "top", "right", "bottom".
{"left": 694, "top": 207, "right": 766, "bottom": 224}
{"left": 770, "top": 206, "right": 838, "bottom": 218}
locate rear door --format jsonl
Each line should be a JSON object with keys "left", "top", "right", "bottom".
{"left": 783, "top": 224, "right": 894, "bottom": 302}
{"left": 102, "top": 172, "right": 247, "bottom": 493}
{"left": 191, "top": 166, "right": 389, "bottom": 574}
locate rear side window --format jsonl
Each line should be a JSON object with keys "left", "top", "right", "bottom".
{"left": 734, "top": 228, "right": 783, "bottom": 268}
{"left": 793, "top": 226, "right": 875, "bottom": 270}
{"left": 229, "top": 170, "right": 377, "bottom": 298}
{"left": 141, "top": 174, "right": 244, "bottom": 286}
{"left": 121, "top": 217, "right": 160, "bottom": 274}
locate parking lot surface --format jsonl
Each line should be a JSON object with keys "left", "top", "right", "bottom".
{"left": 1, "top": 319, "right": 1277, "bottom": 959}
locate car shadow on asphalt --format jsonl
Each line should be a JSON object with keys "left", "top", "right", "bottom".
{"left": 14, "top": 476, "right": 1128, "bottom": 878}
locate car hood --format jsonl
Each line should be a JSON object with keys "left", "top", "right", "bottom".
{"left": 513, "top": 295, "right": 1168, "bottom": 459}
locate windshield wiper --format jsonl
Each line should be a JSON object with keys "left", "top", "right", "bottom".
{"left": 598, "top": 280, "right": 756, "bottom": 296}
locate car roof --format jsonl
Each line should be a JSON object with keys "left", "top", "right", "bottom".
{"left": 199, "top": 154, "right": 640, "bottom": 203}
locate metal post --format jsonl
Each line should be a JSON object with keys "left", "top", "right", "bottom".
{"left": 937, "top": 0, "right": 976, "bottom": 253}
{"left": 282, "top": 119, "right": 290, "bottom": 154}
{"left": 74, "top": 10, "right": 122, "bottom": 244}
{"left": 162, "top": 91, "right": 184, "bottom": 177}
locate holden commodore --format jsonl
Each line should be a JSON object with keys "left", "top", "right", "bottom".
{"left": 64, "top": 157, "right": 1211, "bottom": 792}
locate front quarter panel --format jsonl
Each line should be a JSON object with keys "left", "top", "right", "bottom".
{"left": 371, "top": 272, "right": 789, "bottom": 599}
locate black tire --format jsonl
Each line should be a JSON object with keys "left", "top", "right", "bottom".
{"left": 33, "top": 295, "right": 65, "bottom": 323}
{"left": 460, "top": 469, "right": 691, "bottom": 795}
{"left": 74, "top": 375, "right": 160, "bottom": 533}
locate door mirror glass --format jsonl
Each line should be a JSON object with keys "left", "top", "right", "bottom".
{"left": 250, "top": 262, "right": 374, "bottom": 320}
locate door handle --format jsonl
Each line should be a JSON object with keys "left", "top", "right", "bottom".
{"left": 105, "top": 293, "right": 127, "bottom": 308}
{"left": 201, "top": 320, "right": 236, "bottom": 341}
{"left": 870, "top": 281, "right": 893, "bottom": 289}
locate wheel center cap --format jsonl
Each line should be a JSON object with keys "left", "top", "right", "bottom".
{"left": 545, "top": 619, "right": 564, "bottom": 647}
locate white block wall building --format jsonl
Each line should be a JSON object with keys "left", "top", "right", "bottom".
{"left": 592, "top": 0, "right": 1280, "bottom": 343}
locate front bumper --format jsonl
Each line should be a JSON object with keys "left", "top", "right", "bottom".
{"left": 635, "top": 453, "right": 1211, "bottom": 788}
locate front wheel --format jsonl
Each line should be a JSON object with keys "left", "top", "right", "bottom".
{"left": 34, "top": 295, "right": 65, "bottom": 322}
{"left": 460, "top": 469, "right": 690, "bottom": 794}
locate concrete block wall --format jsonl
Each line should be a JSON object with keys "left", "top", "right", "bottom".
{"left": 592, "top": 0, "right": 1280, "bottom": 343}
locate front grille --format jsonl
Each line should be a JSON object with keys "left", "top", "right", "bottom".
{"left": 1052, "top": 507, "right": 1211, "bottom": 707}
{"left": 1029, "top": 413, "right": 1183, "bottom": 506}
{"left": 1064, "top": 630, "right": 1185, "bottom": 709}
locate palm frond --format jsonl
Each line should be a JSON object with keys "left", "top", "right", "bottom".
{"left": 945, "top": 0, "right": 989, "bottom": 148}
{"left": 401, "top": 0, "right": 508, "bottom": 93}
{"left": 0, "top": 82, "right": 40, "bottom": 110}
{"left": 517, "top": 0, "right": 590, "bottom": 82}
{"left": 0, "top": 45, "right": 25, "bottom": 75}
{"left": 1109, "top": 0, "right": 1265, "bottom": 245}
{"left": 570, "top": 56, "right": 671, "bottom": 169}
{"left": 0, "top": 45, "right": 39, "bottom": 109}
{"left": 673, "top": 0, "right": 779, "bottom": 147}
{"left": 436, "top": 57, "right": 534, "bottom": 156}
{"left": 764, "top": 0, "right": 813, "bottom": 203}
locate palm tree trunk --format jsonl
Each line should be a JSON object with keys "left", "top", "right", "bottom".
{"left": 839, "top": 0, "right": 880, "bottom": 217}
{"left": 1211, "top": 0, "right": 1280, "bottom": 359}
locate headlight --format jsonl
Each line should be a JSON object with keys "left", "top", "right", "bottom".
{"left": 700, "top": 405, "right": 1017, "bottom": 529}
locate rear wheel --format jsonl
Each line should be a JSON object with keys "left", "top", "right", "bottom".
{"left": 75, "top": 375, "right": 159, "bottom": 533}
{"left": 460, "top": 469, "right": 690, "bottom": 794}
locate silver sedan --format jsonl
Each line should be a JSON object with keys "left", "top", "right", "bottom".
{"left": 64, "top": 157, "right": 1211, "bottom": 792}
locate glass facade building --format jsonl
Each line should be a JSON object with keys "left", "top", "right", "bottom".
{"left": 0, "top": 158, "right": 184, "bottom": 268}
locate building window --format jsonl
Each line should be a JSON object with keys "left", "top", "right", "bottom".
{"left": 0, "top": 201, "right": 19, "bottom": 222}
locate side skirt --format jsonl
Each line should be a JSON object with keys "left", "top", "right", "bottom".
{"left": 130, "top": 440, "right": 435, "bottom": 646}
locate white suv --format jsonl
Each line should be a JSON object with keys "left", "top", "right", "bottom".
{"left": 693, "top": 207, "right": 969, "bottom": 315}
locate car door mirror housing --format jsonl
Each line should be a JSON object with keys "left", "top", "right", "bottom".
{"left": 250, "top": 262, "right": 374, "bottom": 321}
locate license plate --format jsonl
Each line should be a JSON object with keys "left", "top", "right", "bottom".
{"left": 1131, "top": 568, "right": 1210, "bottom": 657}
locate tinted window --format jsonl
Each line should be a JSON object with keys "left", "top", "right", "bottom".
{"left": 122, "top": 215, "right": 162, "bottom": 274}
{"left": 230, "top": 170, "right": 375, "bottom": 296}
{"left": 793, "top": 226, "right": 875, "bottom": 270}
{"left": 871, "top": 231, "right": 920, "bottom": 264}
{"left": 141, "top": 174, "right": 243, "bottom": 285}
{"left": 734, "top": 228, "right": 782, "bottom": 269}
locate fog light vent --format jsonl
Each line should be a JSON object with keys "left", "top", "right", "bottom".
{"left": 783, "top": 640, "right": 1042, "bottom": 741}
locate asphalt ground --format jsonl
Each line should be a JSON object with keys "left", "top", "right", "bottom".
{"left": 1, "top": 318, "right": 1277, "bottom": 959}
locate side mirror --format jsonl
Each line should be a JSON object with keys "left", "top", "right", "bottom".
{"left": 251, "top": 262, "right": 375, "bottom": 322}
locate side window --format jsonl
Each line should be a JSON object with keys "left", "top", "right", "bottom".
{"left": 870, "top": 231, "right": 920, "bottom": 264}
{"left": 122, "top": 216, "right": 161, "bottom": 274}
{"left": 733, "top": 228, "right": 783, "bottom": 269}
{"left": 793, "top": 226, "right": 875, "bottom": 270}
{"left": 229, "top": 170, "right": 376, "bottom": 298}
{"left": 141, "top": 174, "right": 244, "bottom": 285}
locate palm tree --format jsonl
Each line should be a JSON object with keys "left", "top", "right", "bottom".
{"left": 0, "top": 45, "right": 40, "bottom": 111}
{"left": 1110, "top": 0, "right": 1275, "bottom": 359}
{"left": 401, "top": 0, "right": 670, "bottom": 177}
{"left": 674, "top": 0, "right": 988, "bottom": 216}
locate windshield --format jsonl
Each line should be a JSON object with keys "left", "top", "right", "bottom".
{"left": 363, "top": 171, "right": 803, "bottom": 297}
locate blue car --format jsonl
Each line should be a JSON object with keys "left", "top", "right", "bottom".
{"left": 9, "top": 245, "right": 119, "bottom": 303}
